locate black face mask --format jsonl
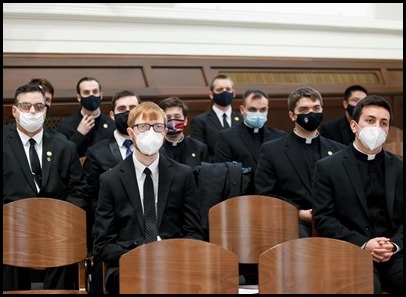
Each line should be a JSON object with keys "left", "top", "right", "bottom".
{"left": 114, "top": 111, "right": 130, "bottom": 135}
{"left": 80, "top": 95, "right": 101, "bottom": 111}
{"left": 296, "top": 112, "right": 323, "bottom": 131}
{"left": 213, "top": 91, "right": 234, "bottom": 107}
{"left": 346, "top": 104, "right": 355, "bottom": 117}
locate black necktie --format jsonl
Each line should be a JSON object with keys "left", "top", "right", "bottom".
{"left": 222, "top": 113, "right": 230, "bottom": 129}
{"left": 123, "top": 139, "right": 133, "bottom": 157}
{"left": 143, "top": 168, "right": 157, "bottom": 243}
{"left": 29, "top": 138, "right": 42, "bottom": 188}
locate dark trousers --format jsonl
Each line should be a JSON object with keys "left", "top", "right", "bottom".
{"left": 90, "top": 254, "right": 104, "bottom": 294}
{"left": 373, "top": 250, "right": 403, "bottom": 294}
{"left": 299, "top": 219, "right": 312, "bottom": 238}
{"left": 105, "top": 267, "right": 119, "bottom": 294}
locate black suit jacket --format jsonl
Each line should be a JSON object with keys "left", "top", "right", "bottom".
{"left": 255, "top": 132, "right": 346, "bottom": 209}
{"left": 159, "top": 136, "right": 209, "bottom": 169}
{"left": 93, "top": 155, "right": 204, "bottom": 266}
{"left": 312, "top": 146, "right": 403, "bottom": 249}
{"left": 3, "top": 127, "right": 87, "bottom": 209}
{"left": 83, "top": 136, "right": 124, "bottom": 213}
{"left": 56, "top": 109, "right": 115, "bottom": 157}
{"left": 190, "top": 109, "right": 242, "bottom": 159}
{"left": 213, "top": 121, "right": 287, "bottom": 171}
{"left": 319, "top": 115, "right": 354, "bottom": 145}
{"left": 83, "top": 135, "right": 127, "bottom": 254}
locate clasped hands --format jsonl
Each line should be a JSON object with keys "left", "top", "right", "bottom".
{"left": 364, "top": 237, "right": 395, "bottom": 263}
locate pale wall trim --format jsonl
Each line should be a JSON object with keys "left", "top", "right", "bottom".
{"left": 3, "top": 3, "right": 403, "bottom": 59}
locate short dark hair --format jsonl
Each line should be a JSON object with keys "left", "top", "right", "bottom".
{"left": 242, "top": 88, "right": 269, "bottom": 105}
{"left": 29, "top": 78, "right": 54, "bottom": 97}
{"left": 209, "top": 74, "right": 234, "bottom": 92}
{"left": 287, "top": 86, "right": 322, "bottom": 112}
{"left": 158, "top": 96, "right": 188, "bottom": 117}
{"left": 353, "top": 95, "right": 393, "bottom": 125}
{"left": 343, "top": 85, "right": 368, "bottom": 101}
{"left": 111, "top": 90, "right": 140, "bottom": 110}
{"left": 14, "top": 83, "right": 45, "bottom": 104}
{"left": 76, "top": 77, "right": 101, "bottom": 94}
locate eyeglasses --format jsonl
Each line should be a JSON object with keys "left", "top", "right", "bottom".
{"left": 15, "top": 102, "right": 46, "bottom": 112}
{"left": 133, "top": 123, "right": 166, "bottom": 132}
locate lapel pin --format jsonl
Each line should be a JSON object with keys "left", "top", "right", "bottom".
{"left": 191, "top": 153, "right": 196, "bottom": 157}
{"left": 47, "top": 151, "right": 52, "bottom": 157}
{"left": 103, "top": 123, "right": 108, "bottom": 128}
{"left": 328, "top": 151, "right": 333, "bottom": 155}
{"left": 234, "top": 116, "right": 240, "bottom": 121}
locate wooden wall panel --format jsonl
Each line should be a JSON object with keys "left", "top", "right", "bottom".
{"left": 3, "top": 54, "right": 403, "bottom": 134}
{"left": 151, "top": 67, "right": 206, "bottom": 87}
{"left": 3, "top": 67, "right": 146, "bottom": 99}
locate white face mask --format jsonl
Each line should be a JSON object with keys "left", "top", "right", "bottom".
{"left": 16, "top": 109, "right": 45, "bottom": 132}
{"left": 136, "top": 129, "right": 164, "bottom": 156}
{"left": 357, "top": 125, "right": 387, "bottom": 151}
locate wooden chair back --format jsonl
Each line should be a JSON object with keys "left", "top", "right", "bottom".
{"left": 3, "top": 197, "right": 88, "bottom": 294}
{"left": 384, "top": 141, "right": 403, "bottom": 159}
{"left": 386, "top": 126, "right": 403, "bottom": 143}
{"left": 258, "top": 237, "right": 374, "bottom": 294}
{"left": 209, "top": 195, "right": 299, "bottom": 264}
{"left": 119, "top": 238, "right": 239, "bottom": 294}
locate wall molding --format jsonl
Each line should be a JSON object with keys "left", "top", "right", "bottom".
{"left": 3, "top": 4, "right": 403, "bottom": 59}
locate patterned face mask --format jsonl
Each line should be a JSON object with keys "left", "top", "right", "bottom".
{"left": 166, "top": 119, "right": 185, "bottom": 135}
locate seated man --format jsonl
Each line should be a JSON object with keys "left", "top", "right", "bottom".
{"left": 320, "top": 84, "right": 368, "bottom": 145}
{"left": 214, "top": 88, "right": 286, "bottom": 173}
{"left": 158, "top": 96, "right": 209, "bottom": 169}
{"left": 93, "top": 102, "right": 204, "bottom": 294}
{"left": 313, "top": 95, "right": 403, "bottom": 294}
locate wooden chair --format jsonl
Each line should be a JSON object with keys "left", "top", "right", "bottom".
{"left": 384, "top": 141, "right": 403, "bottom": 159}
{"left": 208, "top": 195, "right": 299, "bottom": 282}
{"left": 386, "top": 126, "right": 403, "bottom": 143}
{"left": 119, "top": 238, "right": 239, "bottom": 294}
{"left": 3, "top": 198, "right": 88, "bottom": 294}
{"left": 258, "top": 237, "right": 374, "bottom": 294}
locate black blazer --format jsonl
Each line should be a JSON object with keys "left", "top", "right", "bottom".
{"left": 3, "top": 127, "right": 87, "bottom": 209}
{"left": 159, "top": 136, "right": 209, "bottom": 169}
{"left": 213, "top": 121, "right": 286, "bottom": 171}
{"left": 190, "top": 109, "right": 242, "bottom": 159}
{"left": 56, "top": 109, "right": 115, "bottom": 157}
{"left": 319, "top": 115, "right": 354, "bottom": 145}
{"left": 83, "top": 136, "right": 124, "bottom": 213}
{"left": 255, "top": 132, "right": 346, "bottom": 209}
{"left": 93, "top": 155, "right": 204, "bottom": 266}
{"left": 312, "top": 146, "right": 403, "bottom": 249}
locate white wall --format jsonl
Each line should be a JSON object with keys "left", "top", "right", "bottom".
{"left": 3, "top": 3, "right": 403, "bottom": 59}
